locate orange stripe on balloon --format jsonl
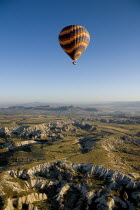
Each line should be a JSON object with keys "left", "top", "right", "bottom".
{"left": 59, "top": 32, "right": 90, "bottom": 45}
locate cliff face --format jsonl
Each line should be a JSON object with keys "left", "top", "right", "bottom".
{"left": 0, "top": 161, "right": 140, "bottom": 210}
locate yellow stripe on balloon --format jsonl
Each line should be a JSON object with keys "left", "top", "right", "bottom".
{"left": 59, "top": 25, "right": 83, "bottom": 36}
{"left": 63, "top": 42, "right": 88, "bottom": 53}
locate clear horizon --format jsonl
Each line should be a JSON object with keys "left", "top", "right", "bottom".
{"left": 0, "top": 0, "right": 140, "bottom": 104}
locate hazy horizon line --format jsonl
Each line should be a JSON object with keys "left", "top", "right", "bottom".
{"left": 0, "top": 100, "right": 140, "bottom": 108}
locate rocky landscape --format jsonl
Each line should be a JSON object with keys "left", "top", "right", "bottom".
{"left": 0, "top": 106, "right": 140, "bottom": 209}
{"left": 0, "top": 161, "right": 140, "bottom": 210}
{"left": 0, "top": 121, "right": 96, "bottom": 153}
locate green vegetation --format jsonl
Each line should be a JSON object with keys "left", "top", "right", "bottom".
{"left": 0, "top": 114, "right": 140, "bottom": 175}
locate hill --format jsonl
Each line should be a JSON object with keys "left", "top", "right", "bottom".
{"left": 0, "top": 105, "right": 98, "bottom": 115}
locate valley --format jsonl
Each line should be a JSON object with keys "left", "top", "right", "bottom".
{"left": 0, "top": 105, "right": 140, "bottom": 209}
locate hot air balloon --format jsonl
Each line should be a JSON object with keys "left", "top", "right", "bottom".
{"left": 58, "top": 25, "right": 90, "bottom": 65}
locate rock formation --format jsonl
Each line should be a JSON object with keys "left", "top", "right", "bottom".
{"left": 0, "top": 161, "right": 139, "bottom": 210}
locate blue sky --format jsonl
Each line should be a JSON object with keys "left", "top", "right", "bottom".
{"left": 0, "top": 0, "right": 140, "bottom": 105}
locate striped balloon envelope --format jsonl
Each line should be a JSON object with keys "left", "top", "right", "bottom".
{"left": 58, "top": 25, "right": 90, "bottom": 64}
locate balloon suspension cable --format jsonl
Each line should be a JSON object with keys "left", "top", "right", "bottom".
{"left": 73, "top": 61, "right": 76, "bottom": 65}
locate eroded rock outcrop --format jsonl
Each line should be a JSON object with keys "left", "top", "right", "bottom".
{"left": 0, "top": 161, "right": 138, "bottom": 209}
{"left": 0, "top": 121, "right": 97, "bottom": 142}
{"left": 0, "top": 127, "right": 11, "bottom": 138}
{"left": 4, "top": 192, "right": 47, "bottom": 210}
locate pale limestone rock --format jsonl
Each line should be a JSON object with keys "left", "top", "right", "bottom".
{"left": 33, "top": 206, "right": 38, "bottom": 210}
{"left": 86, "top": 190, "right": 96, "bottom": 204}
{"left": 42, "top": 193, "right": 47, "bottom": 200}
{"left": 14, "top": 192, "right": 47, "bottom": 209}
{"left": 28, "top": 203, "right": 34, "bottom": 210}
{"left": 25, "top": 196, "right": 30, "bottom": 204}
{"left": 107, "top": 197, "right": 114, "bottom": 210}
{"left": 38, "top": 193, "right": 43, "bottom": 200}
{"left": 34, "top": 193, "right": 39, "bottom": 200}
{"left": 4, "top": 198, "right": 14, "bottom": 210}
{"left": 57, "top": 183, "right": 70, "bottom": 201}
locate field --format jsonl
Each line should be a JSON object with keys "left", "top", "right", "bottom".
{"left": 0, "top": 113, "right": 140, "bottom": 174}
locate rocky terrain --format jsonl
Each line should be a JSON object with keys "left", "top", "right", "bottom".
{"left": 0, "top": 161, "right": 140, "bottom": 210}
{"left": 0, "top": 121, "right": 96, "bottom": 151}
{"left": 0, "top": 111, "right": 140, "bottom": 209}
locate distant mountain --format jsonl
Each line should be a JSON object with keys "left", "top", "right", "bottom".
{"left": 0, "top": 101, "right": 140, "bottom": 114}
{"left": 0, "top": 105, "right": 98, "bottom": 115}
{"left": 93, "top": 101, "right": 140, "bottom": 113}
